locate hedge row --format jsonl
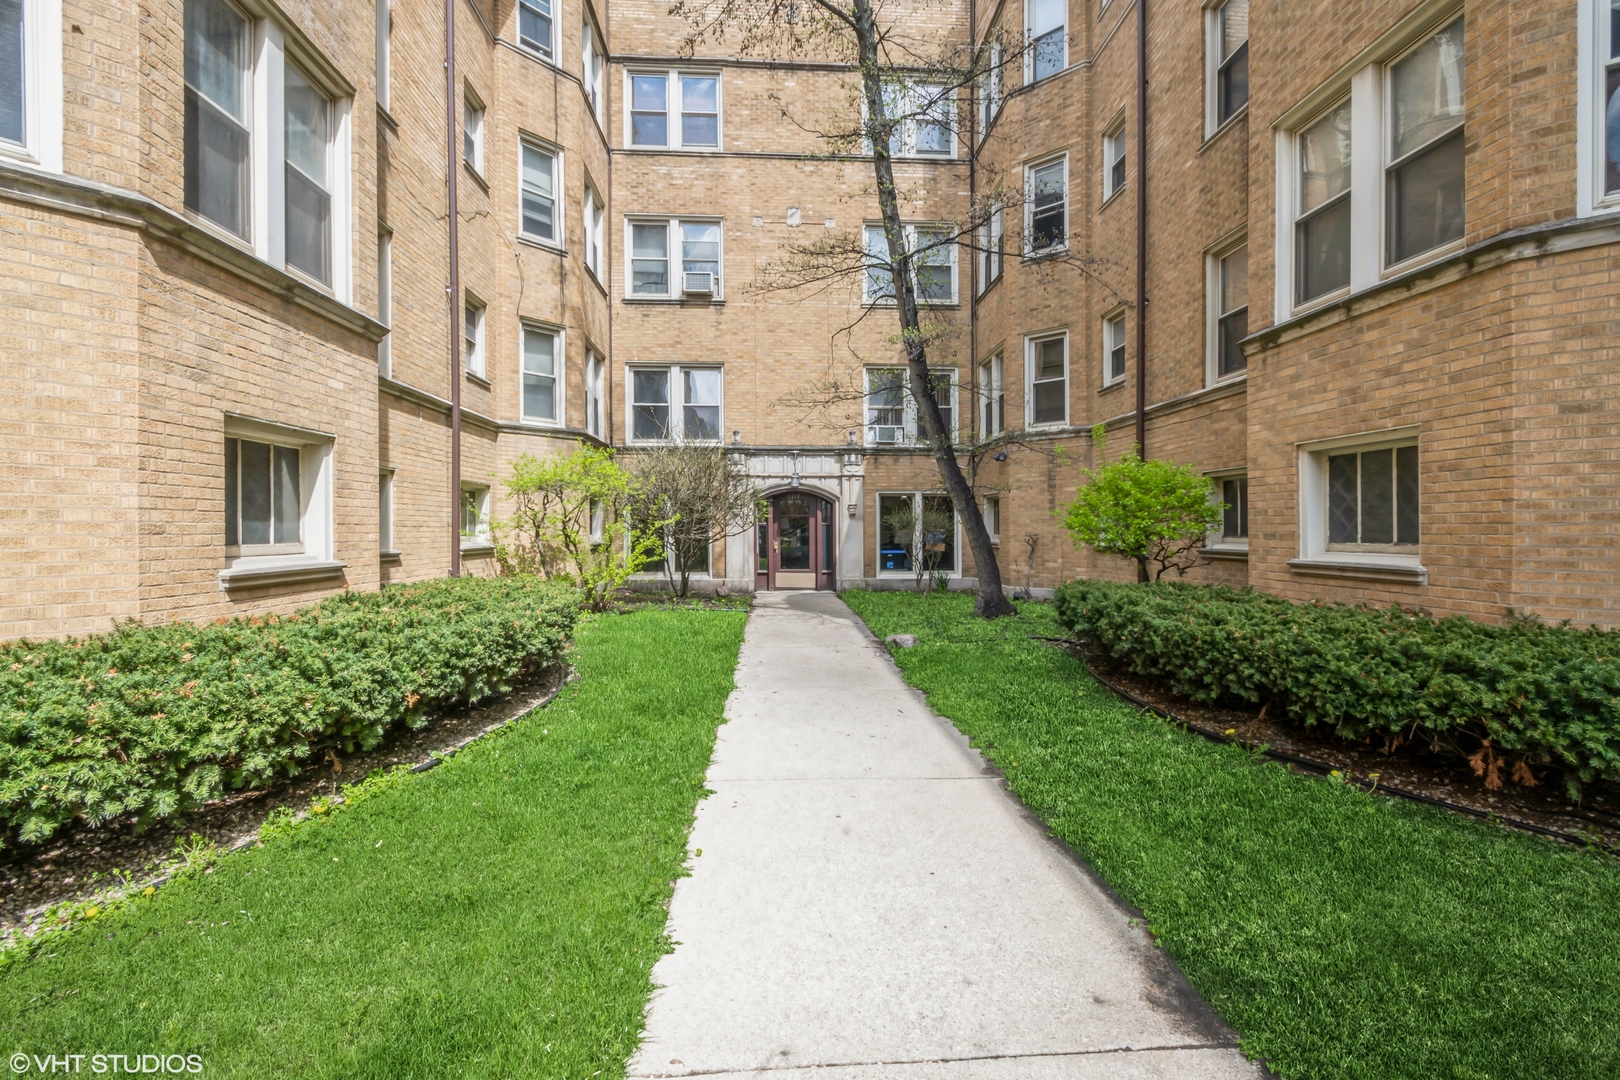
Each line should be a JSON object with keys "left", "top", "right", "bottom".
{"left": 1, "top": 576, "right": 580, "bottom": 847}
{"left": 1053, "top": 579, "right": 1620, "bottom": 790}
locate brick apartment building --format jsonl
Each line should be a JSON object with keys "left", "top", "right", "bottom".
{"left": 2, "top": 0, "right": 1617, "bottom": 640}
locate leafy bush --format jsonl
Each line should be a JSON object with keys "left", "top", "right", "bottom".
{"left": 0, "top": 576, "right": 579, "bottom": 847}
{"left": 1054, "top": 579, "right": 1620, "bottom": 794}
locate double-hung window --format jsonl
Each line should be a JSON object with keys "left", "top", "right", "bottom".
{"left": 284, "top": 65, "right": 333, "bottom": 285}
{"left": 519, "top": 138, "right": 558, "bottom": 243}
{"left": 1026, "top": 157, "right": 1066, "bottom": 253}
{"left": 376, "top": 229, "right": 392, "bottom": 373}
{"left": 375, "top": 0, "right": 390, "bottom": 113}
{"left": 520, "top": 323, "right": 561, "bottom": 424}
{"left": 1027, "top": 0, "right": 1065, "bottom": 83}
{"left": 627, "top": 218, "right": 723, "bottom": 297}
{"left": 978, "top": 41, "right": 1004, "bottom": 138}
{"left": 184, "top": 0, "right": 252, "bottom": 239}
{"left": 1211, "top": 243, "right": 1248, "bottom": 380}
{"left": 1221, "top": 476, "right": 1249, "bottom": 543}
{"left": 1103, "top": 124, "right": 1126, "bottom": 200}
{"left": 1594, "top": 0, "right": 1620, "bottom": 205}
{"left": 582, "top": 20, "right": 604, "bottom": 125}
{"left": 582, "top": 184, "right": 604, "bottom": 278}
{"left": 225, "top": 436, "right": 303, "bottom": 554}
{"left": 1208, "top": 0, "right": 1249, "bottom": 131}
{"left": 629, "top": 70, "right": 721, "bottom": 149}
{"left": 463, "top": 296, "right": 485, "bottom": 378}
{"left": 463, "top": 92, "right": 484, "bottom": 174}
{"left": 864, "top": 368, "right": 958, "bottom": 445}
{"left": 630, "top": 366, "right": 723, "bottom": 441}
{"left": 584, "top": 350, "right": 604, "bottom": 438}
{"left": 863, "top": 224, "right": 957, "bottom": 304}
{"left": 461, "top": 485, "right": 491, "bottom": 545}
{"left": 1281, "top": 13, "right": 1464, "bottom": 315}
{"left": 978, "top": 205, "right": 1004, "bottom": 290}
{"left": 519, "top": 0, "right": 552, "bottom": 59}
{"left": 1386, "top": 18, "right": 1465, "bottom": 266}
{"left": 978, "top": 354, "right": 1004, "bottom": 437}
{"left": 869, "top": 82, "right": 954, "bottom": 158}
{"left": 1103, "top": 312, "right": 1127, "bottom": 385}
{"left": 379, "top": 468, "right": 395, "bottom": 553}
{"left": 1027, "top": 333, "right": 1067, "bottom": 426}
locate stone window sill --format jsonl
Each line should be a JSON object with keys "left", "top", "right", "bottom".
{"left": 1200, "top": 543, "right": 1249, "bottom": 561}
{"left": 1287, "top": 553, "right": 1427, "bottom": 585}
{"left": 218, "top": 556, "right": 347, "bottom": 591}
{"left": 460, "top": 541, "right": 496, "bottom": 557}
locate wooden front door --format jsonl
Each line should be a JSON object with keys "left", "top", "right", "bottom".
{"left": 757, "top": 492, "right": 835, "bottom": 590}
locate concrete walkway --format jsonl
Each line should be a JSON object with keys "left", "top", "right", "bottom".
{"left": 629, "top": 592, "right": 1264, "bottom": 1080}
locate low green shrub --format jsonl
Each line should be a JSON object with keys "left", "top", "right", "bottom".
{"left": 0, "top": 576, "right": 579, "bottom": 847}
{"left": 1054, "top": 579, "right": 1620, "bottom": 793}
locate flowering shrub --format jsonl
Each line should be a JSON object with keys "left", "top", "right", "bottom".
{"left": 0, "top": 576, "right": 579, "bottom": 846}
{"left": 1054, "top": 579, "right": 1620, "bottom": 794}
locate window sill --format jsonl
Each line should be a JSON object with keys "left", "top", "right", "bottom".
{"left": 1200, "top": 543, "right": 1249, "bottom": 561}
{"left": 1287, "top": 553, "right": 1427, "bottom": 585}
{"left": 465, "top": 370, "right": 491, "bottom": 389}
{"left": 515, "top": 417, "right": 564, "bottom": 429}
{"left": 622, "top": 295, "right": 727, "bottom": 305}
{"left": 1099, "top": 378, "right": 1126, "bottom": 393}
{"left": 624, "top": 144, "right": 723, "bottom": 153}
{"left": 515, "top": 233, "right": 566, "bottom": 255}
{"left": 1199, "top": 105, "right": 1248, "bottom": 152}
{"left": 460, "top": 540, "right": 496, "bottom": 557}
{"left": 1380, "top": 237, "right": 1466, "bottom": 282}
{"left": 462, "top": 161, "right": 489, "bottom": 193}
{"left": 1207, "top": 371, "right": 1248, "bottom": 390}
{"left": 218, "top": 556, "right": 347, "bottom": 591}
{"left": 376, "top": 105, "right": 399, "bottom": 133}
{"left": 380, "top": 549, "right": 402, "bottom": 563}
{"left": 1021, "top": 246, "right": 1070, "bottom": 263}
{"left": 1101, "top": 187, "right": 1126, "bottom": 210}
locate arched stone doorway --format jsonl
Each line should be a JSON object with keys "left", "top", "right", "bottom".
{"left": 757, "top": 490, "right": 836, "bottom": 591}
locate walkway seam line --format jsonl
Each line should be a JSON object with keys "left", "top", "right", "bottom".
{"left": 630, "top": 1040, "right": 1246, "bottom": 1078}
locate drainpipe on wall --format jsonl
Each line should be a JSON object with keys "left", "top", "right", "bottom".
{"left": 446, "top": 0, "right": 462, "bottom": 576}
{"left": 1133, "top": 0, "right": 1148, "bottom": 582}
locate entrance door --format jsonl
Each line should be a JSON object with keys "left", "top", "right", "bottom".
{"left": 758, "top": 492, "right": 835, "bottom": 590}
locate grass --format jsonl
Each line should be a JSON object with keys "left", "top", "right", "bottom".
{"left": 842, "top": 590, "right": 1620, "bottom": 1080}
{"left": 0, "top": 607, "right": 747, "bottom": 1079}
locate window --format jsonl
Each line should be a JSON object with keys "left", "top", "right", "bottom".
{"left": 630, "top": 366, "right": 723, "bottom": 441}
{"left": 1027, "top": 157, "right": 1066, "bottom": 252}
{"left": 863, "top": 223, "right": 957, "bottom": 304}
{"left": 284, "top": 64, "right": 332, "bottom": 284}
{"left": 461, "top": 486, "right": 490, "bottom": 545}
{"left": 463, "top": 93, "right": 484, "bottom": 174}
{"left": 584, "top": 350, "right": 604, "bottom": 438}
{"left": 868, "top": 82, "right": 954, "bottom": 158}
{"left": 978, "top": 41, "right": 1004, "bottom": 138}
{"left": 1103, "top": 124, "right": 1126, "bottom": 199}
{"left": 225, "top": 436, "right": 302, "bottom": 554}
{"left": 379, "top": 469, "right": 395, "bottom": 553}
{"left": 983, "top": 495, "right": 1001, "bottom": 543}
{"left": 1210, "top": 0, "right": 1249, "bottom": 129}
{"left": 628, "top": 70, "right": 721, "bottom": 149}
{"left": 375, "top": 0, "right": 390, "bottom": 113}
{"left": 1027, "top": 333, "right": 1067, "bottom": 425}
{"left": 376, "top": 230, "right": 392, "bottom": 374}
{"left": 863, "top": 367, "right": 957, "bottom": 445}
{"left": 0, "top": 0, "right": 21, "bottom": 146}
{"left": 1295, "top": 97, "right": 1352, "bottom": 304}
{"left": 627, "top": 218, "right": 723, "bottom": 297}
{"left": 978, "top": 353, "right": 1004, "bottom": 437}
{"left": 519, "top": 0, "right": 552, "bottom": 58}
{"left": 1103, "top": 312, "right": 1127, "bottom": 385}
{"left": 582, "top": 184, "right": 604, "bottom": 278}
{"left": 521, "top": 324, "right": 560, "bottom": 423}
{"left": 1328, "top": 445, "right": 1419, "bottom": 549}
{"left": 1386, "top": 17, "right": 1464, "bottom": 266}
{"left": 877, "top": 493, "right": 958, "bottom": 575}
{"left": 1220, "top": 476, "right": 1248, "bottom": 542}
{"left": 1027, "top": 0, "right": 1065, "bottom": 83}
{"left": 520, "top": 139, "right": 558, "bottom": 242}
{"left": 463, "top": 296, "right": 485, "bottom": 377}
{"left": 589, "top": 498, "right": 605, "bottom": 545}
{"left": 582, "top": 20, "right": 603, "bottom": 125}
{"left": 978, "top": 205, "right": 1004, "bottom": 289}
{"left": 1212, "top": 244, "right": 1248, "bottom": 379}
{"left": 184, "top": 0, "right": 252, "bottom": 238}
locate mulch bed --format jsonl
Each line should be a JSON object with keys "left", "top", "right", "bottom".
{"left": 1065, "top": 644, "right": 1620, "bottom": 852}
{"left": 0, "top": 663, "right": 569, "bottom": 935}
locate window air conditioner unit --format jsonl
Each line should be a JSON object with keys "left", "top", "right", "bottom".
{"left": 872, "top": 425, "right": 905, "bottom": 444}
{"left": 682, "top": 271, "right": 714, "bottom": 295}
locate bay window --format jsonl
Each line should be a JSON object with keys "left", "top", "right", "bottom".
{"left": 1386, "top": 17, "right": 1465, "bottom": 266}
{"left": 630, "top": 365, "right": 723, "bottom": 441}
{"left": 184, "top": 0, "right": 252, "bottom": 239}
{"left": 521, "top": 324, "right": 561, "bottom": 424}
{"left": 519, "top": 139, "right": 558, "bottom": 242}
{"left": 582, "top": 20, "right": 603, "bottom": 124}
{"left": 1294, "top": 98, "right": 1352, "bottom": 303}
{"left": 583, "top": 184, "right": 604, "bottom": 278}
{"left": 584, "top": 350, "right": 604, "bottom": 438}
{"left": 1211, "top": 243, "right": 1248, "bottom": 380}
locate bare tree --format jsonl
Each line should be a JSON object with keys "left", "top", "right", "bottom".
{"left": 669, "top": 0, "right": 1119, "bottom": 617}
{"left": 628, "top": 445, "right": 763, "bottom": 597}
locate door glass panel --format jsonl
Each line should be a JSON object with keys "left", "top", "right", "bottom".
{"left": 776, "top": 495, "right": 811, "bottom": 570}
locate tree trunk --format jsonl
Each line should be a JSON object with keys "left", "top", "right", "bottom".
{"left": 853, "top": 0, "right": 1014, "bottom": 619}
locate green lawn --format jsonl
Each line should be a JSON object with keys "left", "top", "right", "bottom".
{"left": 843, "top": 590, "right": 1620, "bottom": 1080}
{"left": 1, "top": 607, "right": 747, "bottom": 1079}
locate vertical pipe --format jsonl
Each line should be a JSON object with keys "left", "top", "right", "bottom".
{"left": 1134, "top": 0, "right": 1148, "bottom": 582}
{"left": 446, "top": 0, "right": 462, "bottom": 576}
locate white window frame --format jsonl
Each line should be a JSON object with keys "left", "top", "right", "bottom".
{"left": 221, "top": 414, "right": 335, "bottom": 577}
{"left": 978, "top": 205, "right": 1004, "bottom": 291}
{"left": 1024, "top": 154, "right": 1068, "bottom": 255}
{"left": 463, "top": 294, "right": 486, "bottom": 378}
{"left": 517, "top": 0, "right": 555, "bottom": 63}
{"left": 374, "top": 0, "right": 390, "bottom": 113}
{"left": 463, "top": 87, "right": 485, "bottom": 175}
{"left": 584, "top": 349, "right": 604, "bottom": 438}
{"left": 978, "top": 39, "right": 1004, "bottom": 140}
{"left": 1273, "top": 7, "right": 1465, "bottom": 321}
{"left": 978, "top": 353, "right": 1004, "bottom": 438}
{"left": 1205, "top": 232, "right": 1248, "bottom": 387}
{"left": 625, "top": 216, "right": 724, "bottom": 299}
{"left": 379, "top": 467, "right": 396, "bottom": 554}
{"left": 624, "top": 68, "right": 723, "bottom": 150}
{"left": 863, "top": 222, "right": 959, "bottom": 305}
{"left": 1102, "top": 310, "right": 1127, "bottom": 386}
{"left": 461, "top": 484, "right": 492, "bottom": 548}
{"left": 627, "top": 364, "right": 725, "bottom": 443}
{"left": 1580, "top": 0, "right": 1620, "bottom": 214}
{"left": 1025, "top": 331, "right": 1069, "bottom": 428}
{"left": 1204, "top": 0, "right": 1249, "bottom": 137}
{"left": 1204, "top": 468, "right": 1248, "bottom": 553}
{"left": 519, "top": 321, "right": 564, "bottom": 426}
{"left": 1295, "top": 426, "right": 1423, "bottom": 578}
{"left": 0, "top": 0, "right": 63, "bottom": 172}
{"left": 582, "top": 182, "right": 604, "bottom": 280}
{"left": 983, "top": 494, "right": 1001, "bottom": 544}
{"left": 1024, "top": 0, "right": 1067, "bottom": 84}
{"left": 864, "top": 81, "right": 957, "bottom": 159}
{"left": 875, "top": 491, "right": 961, "bottom": 577}
{"left": 376, "top": 228, "right": 392, "bottom": 374}
{"left": 517, "top": 135, "right": 562, "bottom": 247}
{"left": 582, "top": 18, "right": 604, "bottom": 127}
{"left": 1102, "top": 121, "right": 1127, "bottom": 201}
{"left": 862, "top": 367, "right": 958, "bottom": 447}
